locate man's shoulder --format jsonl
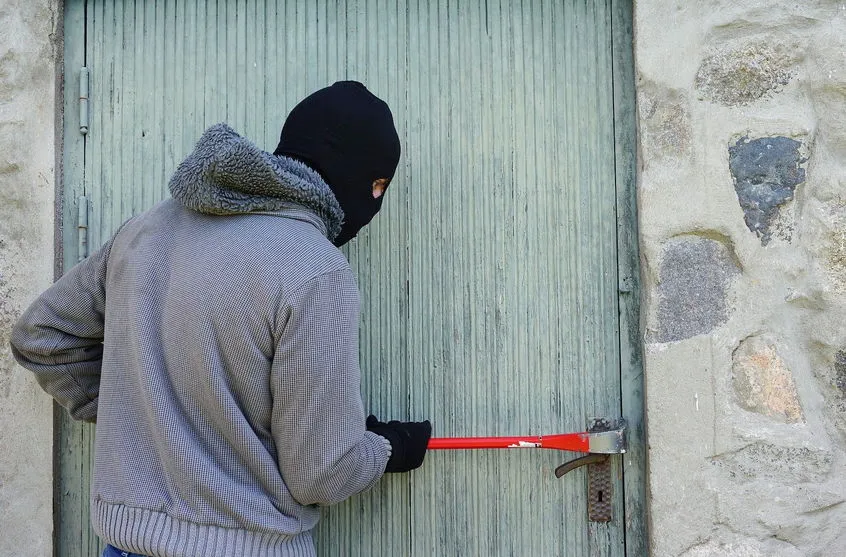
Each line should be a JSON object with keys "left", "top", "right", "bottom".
{"left": 119, "top": 200, "right": 351, "bottom": 284}
{"left": 250, "top": 213, "right": 349, "bottom": 272}
{"left": 222, "top": 211, "right": 352, "bottom": 293}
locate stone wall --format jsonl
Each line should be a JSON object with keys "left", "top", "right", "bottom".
{"left": 635, "top": 1, "right": 846, "bottom": 555}
{"left": 0, "top": 1, "right": 60, "bottom": 556}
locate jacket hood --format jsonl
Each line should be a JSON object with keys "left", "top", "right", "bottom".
{"left": 168, "top": 123, "right": 344, "bottom": 240}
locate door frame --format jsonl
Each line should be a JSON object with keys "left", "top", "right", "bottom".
{"left": 608, "top": 2, "right": 647, "bottom": 555}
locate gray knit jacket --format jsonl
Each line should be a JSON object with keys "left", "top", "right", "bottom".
{"left": 10, "top": 124, "right": 390, "bottom": 557}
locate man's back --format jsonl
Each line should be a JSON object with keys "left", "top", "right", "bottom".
{"left": 93, "top": 201, "right": 354, "bottom": 545}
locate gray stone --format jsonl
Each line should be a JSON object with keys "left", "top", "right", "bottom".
{"left": 695, "top": 42, "right": 794, "bottom": 106}
{"left": 656, "top": 237, "right": 739, "bottom": 343}
{"left": 710, "top": 442, "right": 833, "bottom": 484}
{"left": 807, "top": 341, "right": 846, "bottom": 438}
{"left": 836, "top": 351, "right": 846, "bottom": 395}
{"left": 0, "top": 263, "right": 19, "bottom": 399}
{"left": 681, "top": 537, "right": 804, "bottom": 557}
{"left": 728, "top": 136, "right": 805, "bottom": 246}
{"left": 818, "top": 200, "right": 846, "bottom": 293}
{"left": 637, "top": 82, "right": 691, "bottom": 162}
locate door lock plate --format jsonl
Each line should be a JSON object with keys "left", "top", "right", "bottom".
{"left": 587, "top": 453, "right": 613, "bottom": 522}
{"left": 587, "top": 417, "right": 615, "bottom": 522}
{"left": 554, "top": 417, "right": 623, "bottom": 523}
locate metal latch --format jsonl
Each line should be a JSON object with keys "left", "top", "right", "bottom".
{"left": 77, "top": 195, "right": 88, "bottom": 262}
{"left": 554, "top": 417, "right": 626, "bottom": 522}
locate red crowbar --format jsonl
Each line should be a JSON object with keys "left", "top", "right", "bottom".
{"left": 427, "top": 419, "right": 627, "bottom": 454}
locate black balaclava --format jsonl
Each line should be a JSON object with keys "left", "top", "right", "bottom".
{"left": 274, "top": 81, "right": 401, "bottom": 246}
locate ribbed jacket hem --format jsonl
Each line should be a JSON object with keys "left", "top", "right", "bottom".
{"left": 93, "top": 499, "right": 316, "bottom": 557}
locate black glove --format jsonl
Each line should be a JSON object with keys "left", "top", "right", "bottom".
{"left": 366, "top": 415, "right": 432, "bottom": 473}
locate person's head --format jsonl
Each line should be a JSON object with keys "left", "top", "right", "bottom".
{"left": 274, "top": 81, "right": 401, "bottom": 246}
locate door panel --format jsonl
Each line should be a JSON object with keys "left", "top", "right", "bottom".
{"left": 61, "top": 1, "right": 637, "bottom": 555}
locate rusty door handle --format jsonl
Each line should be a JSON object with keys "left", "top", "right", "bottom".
{"left": 554, "top": 454, "right": 609, "bottom": 478}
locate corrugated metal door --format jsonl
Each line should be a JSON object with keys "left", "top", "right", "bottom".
{"left": 60, "top": 1, "right": 643, "bottom": 555}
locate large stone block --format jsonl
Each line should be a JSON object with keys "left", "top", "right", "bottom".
{"left": 655, "top": 236, "right": 740, "bottom": 343}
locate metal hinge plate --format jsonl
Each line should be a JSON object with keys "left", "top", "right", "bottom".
{"left": 79, "top": 67, "right": 89, "bottom": 135}
{"left": 77, "top": 195, "right": 88, "bottom": 261}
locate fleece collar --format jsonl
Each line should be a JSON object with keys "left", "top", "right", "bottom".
{"left": 168, "top": 123, "right": 344, "bottom": 240}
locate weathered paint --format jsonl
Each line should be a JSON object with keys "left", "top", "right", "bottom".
{"left": 57, "top": 2, "right": 98, "bottom": 556}
{"left": 60, "top": 1, "right": 640, "bottom": 555}
{"left": 510, "top": 441, "right": 542, "bottom": 448}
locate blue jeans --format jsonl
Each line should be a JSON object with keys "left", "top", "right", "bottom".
{"left": 102, "top": 545, "right": 148, "bottom": 557}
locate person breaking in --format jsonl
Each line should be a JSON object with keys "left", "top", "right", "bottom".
{"left": 10, "top": 81, "right": 431, "bottom": 557}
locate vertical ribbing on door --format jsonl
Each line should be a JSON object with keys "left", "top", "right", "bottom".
{"left": 403, "top": 1, "right": 622, "bottom": 555}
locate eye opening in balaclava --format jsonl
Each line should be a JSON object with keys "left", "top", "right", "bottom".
{"left": 273, "top": 81, "right": 401, "bottom": 246}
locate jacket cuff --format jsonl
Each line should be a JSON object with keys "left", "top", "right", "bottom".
{"left": 363, "top": 431, "right": 392, "bottom": 480}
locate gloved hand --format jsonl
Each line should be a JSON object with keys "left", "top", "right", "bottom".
{"left": 366, "top": 415, "right": 432, "bottom": 473}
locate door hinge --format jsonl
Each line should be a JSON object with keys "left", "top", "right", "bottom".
{"left": 79, "top": 67, "right": 89, "bottom": 135}
{"left": 77, "top": 195, "right": 89, "bottom": 261}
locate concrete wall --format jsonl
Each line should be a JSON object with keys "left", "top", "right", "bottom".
{"left": 0, "top": 0, "right": 61, "bottom": 556}
{"left": 635, "top": 1, "right": 846, "bottom": 555}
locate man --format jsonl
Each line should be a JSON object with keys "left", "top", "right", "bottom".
{"left": 11, "top": 81, "right": 431, "bottom": 557}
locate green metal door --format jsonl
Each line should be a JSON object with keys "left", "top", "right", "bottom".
{"left": 60, "top": 1, "right": 643, "bottom": 555}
